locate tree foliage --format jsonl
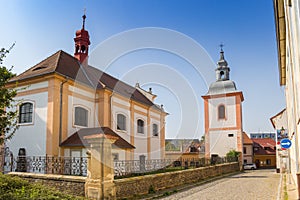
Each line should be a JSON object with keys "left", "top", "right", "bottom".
{"left": 226, "top": 149, "right": 240, "bottom": 158}
{"left": 0, "top": 46, "right": 18, "bottom": 144}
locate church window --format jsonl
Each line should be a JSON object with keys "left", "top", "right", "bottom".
{"left": 153, "top": 124, "right": 158, "bottom": 136}
{"left": 137, "top": 119, "right": 144, "bottom": 134}
{"left": 117, "top": 114, "right": 126, "bottom": 131}
{"left": 19, "top": 102, "right": 34, "bottom": 124}
{"left": 228, "top": 134, "right": 234, "bottom": 137}
{"left": 112, "top": 153, "right": 119, "bottom": 161}
{"left": 218, "top": 104, "right": 226, "bottom": 119}
{"left": 74, "top": 106, "right": 88, "bottom": 127}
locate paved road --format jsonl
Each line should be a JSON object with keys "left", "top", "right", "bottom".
{"left": 160, "top": 169, "right": 281, "bottom": 200}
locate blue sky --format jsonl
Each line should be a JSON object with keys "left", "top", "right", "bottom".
{"left": 1, "top": 0, "right": 285, "bottom": 138}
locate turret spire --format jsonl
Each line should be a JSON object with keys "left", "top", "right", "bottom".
{"left": 82, "top": 14, "right": 86, "bottom": 30}
{"left": 217, "top": 43, "right": 228, "bottom": 67}
{"left": 74, "top": 12, "right": 91, "bottom": 66}
{"left": 82, "top": 8, "right": 86, "bottom": 29}
{"left": 215, "top": 44, "right": 230, "bottom": 81}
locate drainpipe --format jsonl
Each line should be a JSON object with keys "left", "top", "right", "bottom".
{"left": 59, "top": 78, "right": 68, "bottom": 152}
{"left": 110, "top": 93, "right": 113, "bottom": 128}
{"left": 101, "top": 136, "right": 104, "bottom": 200}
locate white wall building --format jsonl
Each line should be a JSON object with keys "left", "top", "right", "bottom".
{"left": 274, "top": 0, "right": 300, "bottom": 196}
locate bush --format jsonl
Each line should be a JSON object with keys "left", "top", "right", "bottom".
{"left": 0, "top": 173, "right": 85, "bottom": 200}
{"left": 226, "top": 150, "right": 240, "bottom": 161}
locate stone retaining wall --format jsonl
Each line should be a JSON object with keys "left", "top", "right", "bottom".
{"left": 9, "top": 162, "right": 239, "bottom": 199}
{"left": 8, "top": 172, "right": 86, "bottom": 197}
{"left": 114, "top": 162, "right": 239, "bottom": 199}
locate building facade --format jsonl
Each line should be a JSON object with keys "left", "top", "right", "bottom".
{"left": 249, "top": 133, "right": 276, "bottom": 140}
{"left": 165, "top": 139, "right": 204, "bottom": 160}
{"left": 5, "top": 15, "right": 168, "bottom": 161}
{"left": 243, "top": 132, "right": 253, "bottom": 164}
{"left": 274, "top": 0, "right": 300, "bottom": 193}
{"left": 252, "top": 138, "right": 276, "bottom": 169}
{"left": 270, "top": 109, "right": 288, "bottom": 172}
{"left": 202, "top": 48, "right": 244, "bottom": 159}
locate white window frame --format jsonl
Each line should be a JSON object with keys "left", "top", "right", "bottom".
{"left": 218, "top": 104, "right": 226, "bottom": 120}
{"left": 18, "top": 101, "right": 35, "bottom": 125}
{"left": 116, "top": 113, "right": 127, "bottom": 131}
{"left": 137, "top": 119, "right": 145, "bottom": 134}
{"left": 73, "top": 105, "right": 89, "bottom": 127}
{"left": 152, "top": 123, "right": 159, "bottom": 137}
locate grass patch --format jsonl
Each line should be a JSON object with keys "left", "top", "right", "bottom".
{"left": 0, "top": 173, "right": 85, "bottom": 200}
{"left": 283, "top": 174, "right": 288, "bottom": 200}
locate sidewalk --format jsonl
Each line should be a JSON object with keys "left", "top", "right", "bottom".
{"left": 282, "top": 173, "right": 298, "bottom": 200}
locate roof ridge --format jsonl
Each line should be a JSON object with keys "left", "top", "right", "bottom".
{"left": 54, "top": 50, "right": 64, "bottom": 69}
{"left": 84, "top": 64, "right": 156, "bottom": 107}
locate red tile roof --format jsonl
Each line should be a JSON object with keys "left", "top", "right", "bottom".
{"left": 252, "top": 138, "right": 276, "bottom": 155}
{"left": 60, "top": 127, "right": 135, "bottom": 149}
{"left": 9, "top": 50, "right": 164, "bottom": 110}
{"left": 243, "top": 132, "right": 253, "bottom": 145}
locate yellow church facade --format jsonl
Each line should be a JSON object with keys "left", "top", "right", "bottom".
{"left": 6, "top": 15, "right": 167, "bottom": 161}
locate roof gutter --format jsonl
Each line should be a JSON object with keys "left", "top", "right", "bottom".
{"left": 273, "top": 0, "right": 286, "bottom": 85}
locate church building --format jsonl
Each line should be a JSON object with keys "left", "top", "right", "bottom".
{"left": 202, "top": 48, "right": 244, "bottom": 159}
{"left": 5, "top": 15, "right": 168, "bottom": 161}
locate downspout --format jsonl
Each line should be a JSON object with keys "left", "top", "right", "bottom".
{"left": 110, "top": 93, "right": 113, "bottom": 128}
{"left": 59, "top": 78, "right": 68, "bottom": 151}
{"left": 101, "top": 137, "right": 104, "bottom": 200}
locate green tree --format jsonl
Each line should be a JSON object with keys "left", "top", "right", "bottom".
{"left": 200, "top": 135, "right": 205, "bottom": 143}
{"left": 226, "top": 149, "right": 240, "bottom": 162}
{"left": 0, "top": 46, "right": 18, "bottom": 144}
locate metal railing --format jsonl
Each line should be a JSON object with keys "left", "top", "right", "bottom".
{"left": 2, "top": 153, "right": 237, "bottom": 178}
{"left": 3, "top": 155, "right": 87, "bottom": 176}
{"left": 114, "top": 156, "right": 238, "bottom": 177}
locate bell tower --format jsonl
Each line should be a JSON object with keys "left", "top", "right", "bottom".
{"left": 216, "top": 46, "right": 230, "bottom": 81}
{"left": 202, "top": 47, "right": 244, "bottom": 160}
{"left": 74, "top": 13, "right": 91, "bottom": 65}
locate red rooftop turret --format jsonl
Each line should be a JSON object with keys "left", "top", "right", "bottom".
{"left": 74, "top": 14, "right": 91, "bottom": 66}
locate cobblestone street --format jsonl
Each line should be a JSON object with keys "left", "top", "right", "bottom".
{"left": 160, "top": 169, "right": 280, "bottom": 200}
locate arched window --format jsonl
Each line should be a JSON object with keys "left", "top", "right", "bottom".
{"left": 19, "top": 102, "right": 33, "bottom": 124}
{"left": 74, "top": 107, "right": 88, "bottom": 127}
{"left": 117, "top": 114, "right": 126, "bottom": 131}
{"left": 137, "top": 119, "right": 144, "bottom": 134}
{"left": 153, "top": 124, "right": 158, "bottom": 136}
{"left": 220, "top": 71, "right": 225, "bottom": 80}
{"left": 218, "top": 104, "right": 226, "bottom": 119}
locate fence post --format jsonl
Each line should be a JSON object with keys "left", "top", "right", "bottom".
{"left": 84, "top": 134, "right": 117, "bottom": 200}
{"left": 139, "top": 155, "right": 146, "bottom": 172}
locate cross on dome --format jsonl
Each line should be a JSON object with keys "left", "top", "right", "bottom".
{"left": 82, "top": 8, "right": 86, "bottom": 30}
